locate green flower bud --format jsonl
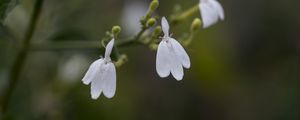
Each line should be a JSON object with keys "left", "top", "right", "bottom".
{"left": 112, "top": 26, "right": 121, "bottom": 36}
{"left": 140, "top": 16, "right": 147, "bottom": 25}
{"left": 146, "top": 18, "right": 156, "bottom": 27}
{"left": 145, "top": 0, "right": 159, "bottom": 19}
{"left": 150, "top": 0, "right": 159, "bottom": 11}
{"left": 191, "top": 18, "right": 202, "bottom": 32}
{"left": 154, "top": 26, "right": 162, "bottom": 35}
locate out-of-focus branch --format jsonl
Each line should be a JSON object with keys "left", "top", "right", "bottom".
{"left": 1, "top": 0, "right": 44, "bottom": 115}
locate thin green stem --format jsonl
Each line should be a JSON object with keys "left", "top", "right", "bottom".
{"left": 29, "top": 27, "right": 148, "bottom": 51}
{"left": 1, "top": 0, "right": 44, "bottom": 114}
{"left": 182, "top": 32, "right": 194, "bottom": 47}
{"left": 171, "top": 4, "right": 199, "bottom": 25}
{"left": 30, "top": 39, "right": 141, "bottom": 51}
{"left": 135, "top": 28, "right": 146, "bottom": 41}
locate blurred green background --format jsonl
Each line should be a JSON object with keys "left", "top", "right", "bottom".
{"left": 0, "top": 0, "right": 300, "bottom": 120}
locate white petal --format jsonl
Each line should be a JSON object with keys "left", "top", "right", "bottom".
{"left": 161, "top": 17, "right": 169, "bottom": 37}
{"left": 199, "top": 2, "right": 218, "bottom": 28}
{"left": 168, "top": 43, "right": 184, "bottom": 81}
{"left": 90, "top": 61, "right": 107, "bottom": 100}
{"left": 211, "top": 0, "right": 225, "bottom": 20}
{"left": 91, "top": 80, "right": 102, "bottom": 99}
{"left": 170, "top": 38, "right": 191, "bottom": 69}
{"left": 199, "top": 0, "right": 225, "bottom": 28}
{"left": 91, "top": 80, "right": 102, "bottom": 100}
{"left": 156, "top": 40, "right": 171, "bottom": 78}
{"left": 105, "top": 39, "right": 115, "bottom": 59}
{"left": 82, "top": 59, "right": 103, "bottom": 85}
{"left": 102, "top": 62, "right": 116, "bottom": 99}
{"left": 171, "top": 61, "right": 184, "bottom": 81}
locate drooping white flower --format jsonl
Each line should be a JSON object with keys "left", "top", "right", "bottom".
{"left": 199, "top": 0, "right": 225, "bottom": 28}
{"left": 82, "top": 39, "right": 116, "bottom": 99}
{"left": 156, "top": 17, "right": 191, "bottom": 81}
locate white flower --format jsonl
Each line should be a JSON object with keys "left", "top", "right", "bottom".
{"left": 199, "top": 0, "right": 225, "bottom": 28}
{"left": 82, "top": 39, "right": 116, "bottom": 99}
{"left": 156, "top": 17, "right": 191, "bottom": 81}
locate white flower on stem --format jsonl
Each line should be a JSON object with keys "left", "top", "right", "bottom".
{"left": 82, "top": 39, "right": 116, "bottom": 100}
{"left": 156, "top": 17, "right": 191, "bottom": 81}
{"left": 199, "top": 0, "right": 225, "bottom": 28}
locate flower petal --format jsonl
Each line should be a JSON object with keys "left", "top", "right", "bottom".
{"left": 156, "top": 40, "right": 171, "bottom": 78}
{"left": 170, "top": 38, "right": 191, "bottom": 69}
{"left": 171, "top": 62, "right": 184, "bottom": 81}
{"left": 199, "top": 1, "right": 218, "bottom": 28}
{"left": 90, "top": 61, "right": 107, "bottom": 100}
{"left": 211, "top": 0, "right": 224, "bottom": 20}
{"left": 82, "top": 59, "right": 103, "bottom": 85}
{"left": 102, "top": 62, "right": 116, "bottom": 99}
{"left": 169, "top": 46, "right": 184, "bottom": 81}
{"left": 105, "top": 39, "right": 115, "bottom": 59}
{"left": 161, "top": 17, "right": 169, "bottom": 37}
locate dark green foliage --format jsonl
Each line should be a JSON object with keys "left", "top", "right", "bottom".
{"left": 0, "top": 0, "right": 18, "bottom": 23}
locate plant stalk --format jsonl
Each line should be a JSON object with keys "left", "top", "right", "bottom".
{"left": 1, "top": 0, "right": 44, "bottom": 114}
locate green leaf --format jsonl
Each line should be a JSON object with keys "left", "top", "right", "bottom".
{"left": 0, "top": 0, "right": 18, "bottom": 23}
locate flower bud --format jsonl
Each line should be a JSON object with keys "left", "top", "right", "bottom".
{"left": 145, "top": 0, "right": 159, "bottom": 19}
{"left": 191, "top": 18, "right": 202, "bottom": 32}
{"left": 150, "top": 0, "right": 159, "bottom": 11}
{"left": 154, "top": 26, "right": 162, "bottom": 35}
{"left": 146, "top": 18, "right": 156, "bottom": 27}
{"left": 112, "top": 26, "right": 121, "bottom": 36}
